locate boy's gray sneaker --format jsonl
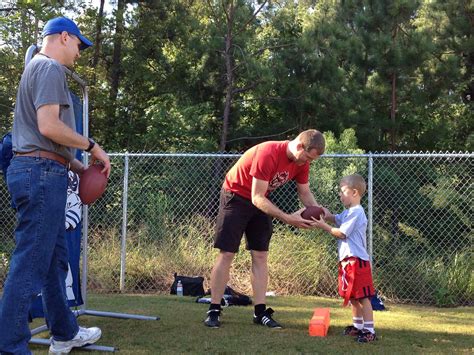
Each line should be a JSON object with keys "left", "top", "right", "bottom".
{"left": 49, "top": 326, "right": 101, "bottom": 354}
{"left": 356, "top": 329, "right": 377, "bottom": 343}
{"left": 343, "top": 325, "right": 363, "bottom": 336}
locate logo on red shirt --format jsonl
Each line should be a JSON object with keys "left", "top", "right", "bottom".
{"left": 269, "top": 171, "right": 289, "bottom": 190}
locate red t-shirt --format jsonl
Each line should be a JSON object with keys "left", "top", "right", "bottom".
{"left": 223, "top": 141, "right": 310, "bottom": 200}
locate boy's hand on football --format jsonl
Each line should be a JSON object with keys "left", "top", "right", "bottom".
{"left": 311, "top": 215, "right": 328, "bottom": 230}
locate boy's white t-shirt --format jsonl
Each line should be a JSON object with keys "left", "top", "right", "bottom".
{"left": 334, "top": 205, "right": 370, "bottom": 262}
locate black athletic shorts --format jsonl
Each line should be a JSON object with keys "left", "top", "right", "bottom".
{"left": 214, "top": 189, "right": 273, "bottom": 253}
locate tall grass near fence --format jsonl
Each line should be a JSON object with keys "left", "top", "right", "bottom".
{"left": 87, "top": 215, "right": 337, "bottom": 296}
{"left": 86, "top": 214, "right": 473, "bottom": 306}
{"left": 430, "top": 252, "right": 473, "bottom": 307}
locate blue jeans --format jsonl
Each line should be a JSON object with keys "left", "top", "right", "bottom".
{"left": 0, "top": 157, "right": 78, "bottom": 354}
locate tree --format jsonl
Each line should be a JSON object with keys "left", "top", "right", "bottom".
{"left": 0, "top": 0, "right": 470, "bottom": 152}
{"left": 202, "top": 0, "right": 268, "bottom": 150}
{"left": 408, "top": 0, "right": 474, "bottom": 151}
{"left": 0, "top": 1, "right": 67, "bottom": 133}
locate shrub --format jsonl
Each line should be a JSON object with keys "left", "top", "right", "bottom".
{"left": 431, "top": 252, "right": 473, "bottom": 307}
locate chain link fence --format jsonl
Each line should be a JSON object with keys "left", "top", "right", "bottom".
{"left": 0, "top": 152, "right": 472, "bottom": 305}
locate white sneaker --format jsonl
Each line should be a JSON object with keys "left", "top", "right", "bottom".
{"left": 49, "top": 326, "right": 102, "bottom": 354}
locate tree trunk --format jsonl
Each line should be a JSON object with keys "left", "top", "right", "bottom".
{"left": 20, "top": 8, "right": 28, "bottom": 57}
{"left": 92, "top": 0, "right": 105, "bottom": 70}
{"left": 216, "top": 1, "right": 267, "bottom": 151}
{"left": 109, "top": 0, "right": 125, "bottom": 102}
{"left": 390, "top": 26, "right": 398, "bottom": 150}
{"left": 219, "top": 5, "right": 235, "bottom": 152}
{"left": 390, "top": 72, "right": 397, "bottom": 150}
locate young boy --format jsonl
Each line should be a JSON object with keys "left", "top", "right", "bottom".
{"left": 313, "top": 174, "right": 377, "bottom": 343}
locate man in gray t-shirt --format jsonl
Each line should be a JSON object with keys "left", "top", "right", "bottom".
{"left": 13, "top": 54, "right": 77, "bottom": 161}
{"left": 0, "top": 17, "right": 110, "bottom": 354}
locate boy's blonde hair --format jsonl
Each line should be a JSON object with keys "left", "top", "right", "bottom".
{"left": 340, "top": 174, "right": 366, "bottom": 196}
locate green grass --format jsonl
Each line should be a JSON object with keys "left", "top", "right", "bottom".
{"left": 29, "top": 294, "right": 473, "bottom": 354}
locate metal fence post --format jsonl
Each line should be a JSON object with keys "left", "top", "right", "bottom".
{"left": 120, "top": 153, "right": 129, "bottom": 292}
{"left": 368, "top": 152, "right": 373, "bottom": 264}
{"left": 81, "top": 86, "right": 89, "bottom": 310}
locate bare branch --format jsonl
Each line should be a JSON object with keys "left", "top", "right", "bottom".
{"left": 236, "top": 0, "right": 268, "bottom": 36}
{"left": 397, "top": 24, "right": 410, "bottom": 38}
{"left": 232, "top": 80, "right": 262, "bottom": 95}
{"left": 234, "top": 95, "right": 306, "bottom": 103}
{"left": 252, "top": 42, "right": 295, "bottom": 56}
{"left": 231, "top": 42, "right": 295, "bottom": 73}
{"left": 226, "top": 125, "right": 299, "bottom": 143}
{"left": 221, "top": 0, "right": 231, "bottom": 23}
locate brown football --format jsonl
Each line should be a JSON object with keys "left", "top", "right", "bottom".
{"left": 301, "top": 206, "right": 324, "bottom": 220}
{"left": 79, "top": 163, "right": 108, "bottom": 205}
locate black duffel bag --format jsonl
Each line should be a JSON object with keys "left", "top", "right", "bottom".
{"left": 170, "top": 273, "right": 205, "bottom": 296}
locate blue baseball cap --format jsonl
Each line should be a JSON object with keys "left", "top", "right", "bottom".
{"left": 42, "top": 17, "right": 92, "bottom": 50}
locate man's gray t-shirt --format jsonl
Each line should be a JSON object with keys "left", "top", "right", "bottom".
{"left": 335, "top": 205, "right": 370, "bottom": 261}
{"left": 12, "top": 54, "right": 76, "bottom": 161}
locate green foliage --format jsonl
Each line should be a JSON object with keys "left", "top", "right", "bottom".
{"left": 142, "top": 95, "right": 218, "bottom": 152}
{"left": 309, "top": 129, "right": 366, "bottom": 210}
{"left": 0, "top": 1, "right": 472, "bottom": 151}
{"left": 371, "top": 156, "right": 472, "bottom": 305}
{"left": 431, "top": 252, "right": 473, "bottom": 307}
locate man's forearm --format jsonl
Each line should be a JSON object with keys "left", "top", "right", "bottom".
{"left": 251, "top": 194, "right": 288, "bottom": 223}
{"left": 37, "top": 104, "right": 90, "bottom": 151}
{"left": 40, "top": 119, "right": 89, "bottom": 151}
{"left": 299, "top": 192, "right": 319, "bottom": 207}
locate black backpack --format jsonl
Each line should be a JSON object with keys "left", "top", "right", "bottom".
{"left": 170, "top": 273, "right": 205, "bottom": 297}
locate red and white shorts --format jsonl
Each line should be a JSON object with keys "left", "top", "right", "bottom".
{"left": 338, "top": 257, "right": 375, "bottom": 306}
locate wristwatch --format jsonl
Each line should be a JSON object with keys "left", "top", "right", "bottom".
{"left": 85, "top": 138, "right": 96, "bottom": 152}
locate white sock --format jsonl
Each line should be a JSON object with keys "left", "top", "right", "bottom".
{"left": 364, "top": 321, "right": 375, "bottom": 334}
{"left": 353, "top": 317, "right": 363, "bottom": 330}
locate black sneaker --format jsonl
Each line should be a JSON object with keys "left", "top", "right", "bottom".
{"left": 253, "top": 308, "right": 282, "bottom": 329}
{"left": 343, "top": 325, "right": 363, "bottom": 336}
{"left": 356, "top": 329, "right": 377, "bottom": 343}
{"left": 204, "top": 309, "right": 221, "bottom": 328}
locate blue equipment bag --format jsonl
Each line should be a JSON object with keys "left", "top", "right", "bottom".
{"left": 371, "top": 291, "right": 386, "bottom": 311}
{"left": 0, "top": 132, "right": 13, "bottom": 181}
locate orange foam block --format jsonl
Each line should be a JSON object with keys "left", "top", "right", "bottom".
{"left": 308, "top": 308, "right": 330, "bottom": 336}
